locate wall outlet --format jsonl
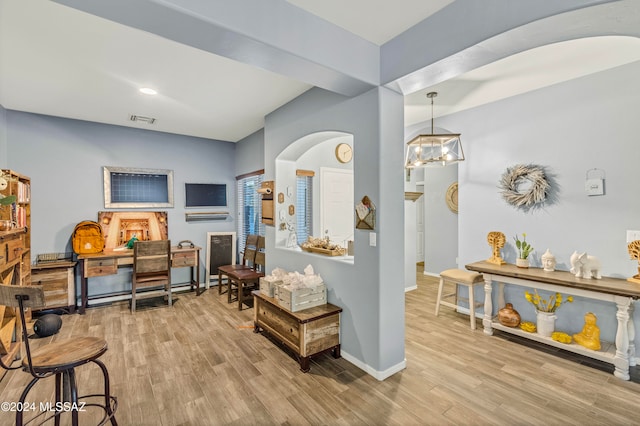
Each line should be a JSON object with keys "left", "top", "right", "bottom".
{"left": 626, "top": 230, "right": 640, "bottom": 243}
{"left": 369, "top": 232, "right": 376, "bottom": 247}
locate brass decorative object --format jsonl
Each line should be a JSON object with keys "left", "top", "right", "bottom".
{"left": 486, "top": 231, "right": 506, "bottom": 265}
{"left": 627, "top": 240, "right": 640, "bottom": 283}
{"left": 445, "top": 182, "right": 458, "bottom": 213}
{"left": 498, "top": 303, "right": 520, "bottom": 327}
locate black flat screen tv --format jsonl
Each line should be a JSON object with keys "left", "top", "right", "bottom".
{"left": 185, "top": 183, "right": 227, "bottom": 208}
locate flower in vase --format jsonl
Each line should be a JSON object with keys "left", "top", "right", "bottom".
{"left": 524, "top": 289, "right": 572, "bottom": 313}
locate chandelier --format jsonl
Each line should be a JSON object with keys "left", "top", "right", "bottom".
{"left": 404, "top": 92, "right": 464, "bottom": 168}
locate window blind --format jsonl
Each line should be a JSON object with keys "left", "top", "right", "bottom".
{"left": 296, "top": 174, "right": 313, "bottom": 244}
{"left": 236, "top": 172, "right": 264, "bottom": 258}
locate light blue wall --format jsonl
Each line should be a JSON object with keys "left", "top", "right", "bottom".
{"left": 263, "top": 87, "right": 406, "bottom": 377}
{"left": 454, "top": 62, "right": 640, "bottom": 350}
{"left": 235, "top": 128, "right": 264, "bottom": 177}
{"left": 6, "top": 111, "right": 236, "bottom": 298}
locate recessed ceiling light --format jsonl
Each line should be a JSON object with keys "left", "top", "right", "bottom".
{"left": 139, "top": 87, "right": 157, "bottom": 95}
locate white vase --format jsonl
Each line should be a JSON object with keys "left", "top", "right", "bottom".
{"left": 516, "top": 258, "right": 529, "bottom": 268}
{"left": 536, "top": 311, "right": 556, "bottom": 337}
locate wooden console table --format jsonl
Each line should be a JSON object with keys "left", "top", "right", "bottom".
{"left": 77, "top": 245, "right": 201, "bottom": 314}
{"left": 252, "top": 290, "right": 341, "bottom": 372}
{"left": 466, "top": 261, "right": 640, "bottom": 380}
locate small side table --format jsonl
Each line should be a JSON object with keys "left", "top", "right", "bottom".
{"left": 31, "top": 261, "right": 77, "bottom": 314}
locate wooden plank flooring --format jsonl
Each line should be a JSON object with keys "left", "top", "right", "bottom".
{"left": 1, "top": 267, "right": 638, "bottom": 425}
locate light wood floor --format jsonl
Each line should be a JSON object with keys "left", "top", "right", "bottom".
{"left": 1, "top": 268, "right": 639, "bottom": 425}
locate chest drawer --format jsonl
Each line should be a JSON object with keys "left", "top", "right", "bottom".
{"left": 84, "top": 257, "right": 117, "bottom": 277}
{"left": 172, "top": 251, "right": 197, "bottom": 268}
{"left": 256, "top": 298, "right": 300, "bottom": 350}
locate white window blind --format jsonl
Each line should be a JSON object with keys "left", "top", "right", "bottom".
{"left": 236, "top": 172, "right": 264, "bottom": 258}
{"left": 296, "top": 173, "right": 313, "bottom": 244}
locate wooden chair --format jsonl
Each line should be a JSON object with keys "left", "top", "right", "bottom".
{"left": 131, "top": 240, "right": 172, "bottom": 313}
{"left": 228, "top": 246, "right": 266, "bottom": 310}
{"left": 0, "top": 284, "right": 117, "bottom": 426}
{"left": 217, "top": 234, "right": 259, "bottom": 296}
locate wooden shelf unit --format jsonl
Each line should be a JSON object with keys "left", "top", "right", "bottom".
{"left": 0, "top": 170, "right": 31, "bottom": 374}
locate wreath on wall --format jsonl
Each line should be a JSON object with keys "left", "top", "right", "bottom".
{"left": 499, "top": 164, "right": 549, "bottom": 209}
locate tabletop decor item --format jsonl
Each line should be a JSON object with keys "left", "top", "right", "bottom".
{"left": 525, "top": 289, "right": 573, "bottom": 337}
{"left": 573, "top": 312, "right": 601, "bottom": 351}
{"left": 569, "top": 251, "right": 602, "bottom": 279}
{"left": 514, "top": 233, "right": 533, "bottom": 268}
{"left": 551, "top": 331, "right": 572, "bottom": 344}
{"left": 498, "top": 303, "right": 521, "bottom": 327}
{"left": 627, "top": 240, "right": 640, "bottom": 283}
{"left": 487, "top": 231, "right": 506, "bottom": 265}
{"left": 541, "top": 249, "right": 556, "bottom": 272}
{"left": 519, "top": 321, "right": 536, "bottom": 333}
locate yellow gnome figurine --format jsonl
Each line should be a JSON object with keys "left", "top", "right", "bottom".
{"left": 573, "top": 312, "right": 601, "bottom": 351}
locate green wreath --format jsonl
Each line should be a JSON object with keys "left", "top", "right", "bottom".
{"left": 499, "top": 164, "right": 549, "bottom": 209}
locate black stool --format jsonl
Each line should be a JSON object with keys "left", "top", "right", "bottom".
{"left": 0, "top": 284, "right": 117, "bottom": 425}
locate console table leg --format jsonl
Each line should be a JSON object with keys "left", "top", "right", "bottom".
{"left": 482, "top": 274, "right": 494, "bottom": 336}
{"left": 613, "top": 296, "right": 631, "bottom": 380}
{"left": 628, "top": 302, "right": 636, "bottom": 367}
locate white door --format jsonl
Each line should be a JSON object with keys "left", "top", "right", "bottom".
{"left": 416, "top": 184, "right": 424, "bottom": 262}
{"left": 320, "top": 168, "right": 354, "bottom": 244}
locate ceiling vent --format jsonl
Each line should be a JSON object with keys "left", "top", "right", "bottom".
{"left": 129, "top": 115, "right": 156, "bottom": 124}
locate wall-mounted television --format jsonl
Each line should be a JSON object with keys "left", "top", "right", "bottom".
{"left": 185, "top": 183, "right": 227, "bottom": 208}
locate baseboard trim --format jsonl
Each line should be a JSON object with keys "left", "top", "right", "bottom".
{"left": 405, "top": 285, "right": 418, "bottom": 292}
{"left": 341, "top": 351, "right": 407, "bottom": 381}
{"left": 423, "top": 271, "right": 440, "bottom": 278}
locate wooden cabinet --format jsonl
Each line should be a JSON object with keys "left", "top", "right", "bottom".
{"left": 253, "top": 290, "right": 341, "bottom": 372}
{"left": 0, "top": 170, "right": 31, "bottom": 373}
{"left": 31, "top": 261, "right": 76, "bottom": 313}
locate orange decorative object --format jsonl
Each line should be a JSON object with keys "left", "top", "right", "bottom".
{"left": 498, "top": 303, "right": 521, "bottom": 327}
{"left": 486, "top": 231, "right": 506, "bottom": 265}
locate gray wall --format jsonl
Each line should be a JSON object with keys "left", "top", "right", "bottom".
{"left": 455, "top": 62, "right": 640, "bottom": 348}
{"left": 263, "top": 87, "right": 406, "bottom": 377}
{"left": 6, "top": 111, "right": 236, "bottom": 297}
{"left": 0, "top": 104, "right": 6, "bottom": 167}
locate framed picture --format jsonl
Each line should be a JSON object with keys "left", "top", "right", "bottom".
{"left": 103, "top": 166, "right": 174, "bottom": 208}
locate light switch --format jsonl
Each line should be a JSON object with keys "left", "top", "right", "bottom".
{"left": 369, "top": 232, "right": 376, "bottom": 247}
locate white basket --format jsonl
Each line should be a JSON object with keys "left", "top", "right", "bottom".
{"left": 276, "top": 283, "right": 327, "bottom": 312}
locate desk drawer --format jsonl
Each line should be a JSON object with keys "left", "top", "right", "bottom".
{"left": 32, "top": 269, "right": 73, "bottom": 308}
{"left": 172, "top": 252, "right": 196, "bottom": 268}
{"left": 84, "top": 258, "right": 117, "bottom": 277}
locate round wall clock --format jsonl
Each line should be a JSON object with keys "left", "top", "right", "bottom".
{"left": 335, "top": 143, "right": 353, "bottom": 163}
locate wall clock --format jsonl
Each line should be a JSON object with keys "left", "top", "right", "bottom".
{"left": 335, "top": 143, "right": 353, "bottom": 163}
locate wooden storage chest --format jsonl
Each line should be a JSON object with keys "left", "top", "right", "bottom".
{"left": 253, "top": 290, "right": 341, "bottom": 372}
{"left": 31, "top": 261, "right": 76, "bottom": 313}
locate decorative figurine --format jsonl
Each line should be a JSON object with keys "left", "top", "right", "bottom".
{"left": 627, "top": 240, "right": 640, "bottom": 283}
{"left": 125, "top": 234, "right": 138, "bottom": 249}
{"left": 569, "top": 251, "right": 602, "bottom": 279}
{"left": 573, "top": 312, "right": 601, "bottom": 351}
{"left": 541, "top": 249, "right": 556, "bottom": 272}
{"left": 487, "top": 231, "right": 506, "bottom": 265}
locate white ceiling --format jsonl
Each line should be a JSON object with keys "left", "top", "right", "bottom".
{"left": 1, "top": 0, "right": 638, "bottom": 142}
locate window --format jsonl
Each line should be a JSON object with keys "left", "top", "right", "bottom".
{"left": 236, "top": 171, "right": 265, "bottom": 258}
{"left": 296, "top": 170, "right": 314, "bottom": 244}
